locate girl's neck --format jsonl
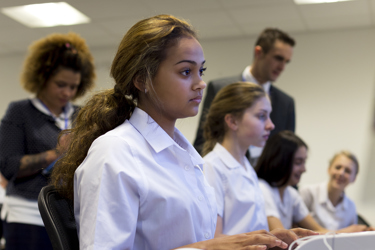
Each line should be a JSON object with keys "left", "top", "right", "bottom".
{"left": 278, "top": 185, "right": 288, "bottom": 203}
{"left": 221, "top": 133, "right": 248, "bottom": 170}
{"left": 137, "top": 104, "right": 176, "bottom": 138}
{"left": 37, "top": 96, "right": 63, "bottom": 117}
{"left": 327, "top": 183, "right": 344, "bottom": 207}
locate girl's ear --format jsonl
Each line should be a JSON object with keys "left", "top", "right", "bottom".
{"left": 224, "top": 113, "right": 238, "bottom": 131}
{"left": 254, "top": 45, "right": 264, "bottom": 58}
{"left": 133, "top": 75, "right": 146, "bottom": 93}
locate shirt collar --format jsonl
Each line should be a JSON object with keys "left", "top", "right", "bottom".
{"left": 213, "top": 143, "right": 245, "bottom": 169}
{"left": 129, "top": 107, "right": 203, "bottom": 165}
{"left": 318, "top": 182, "right": 349, "bottom": 211}
{"left": 242, "top": 65, "right": 271, "bottom": 94}
{"left": 30, "top": 97, "right": 74, "bottom": 119}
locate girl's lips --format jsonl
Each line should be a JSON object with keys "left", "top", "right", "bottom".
{"left": 190, "top": 96, "right": 202, "bottom": 103}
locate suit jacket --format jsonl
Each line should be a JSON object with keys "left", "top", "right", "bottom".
{"left": 193, "top": 74, "right": 295, "bottom": 155}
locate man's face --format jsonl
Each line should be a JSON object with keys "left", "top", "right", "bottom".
{"left": 257, "top": 40, "right": 293, "bottom": 82}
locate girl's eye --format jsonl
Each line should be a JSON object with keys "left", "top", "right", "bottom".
{"left": 200, "top": 67, "right": 207, "bottom": 76}
{"left": 181, "top": 69, "right": 191, "bottom": 76}
{"left": 257, "top": 114, "right": 267, "bottom": 120}
{"left": 55, "top": 81, "right": 66, "bottom": 88}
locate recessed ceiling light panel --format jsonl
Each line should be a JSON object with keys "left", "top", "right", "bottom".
{"left": 1, "top": 2, "right": 90, "bottom": 28}
{"left": 294, "top": 0, "right": 356, "bottom": 4}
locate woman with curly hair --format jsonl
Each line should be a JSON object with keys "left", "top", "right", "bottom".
{"left": 0, "top": 32, "right": 95, "bottom": 250}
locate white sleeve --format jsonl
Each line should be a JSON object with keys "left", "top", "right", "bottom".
{"left": 291, "top": 188, "right": 310, "bottom": 223}
{"left": 204, "top": 161, "right": 225, "bottom": 218}
{"left": 75, "top": 135, "right": 143, "bottom": 250}
{"left": 258, "top": 180, "right": 280, "bottom": 218}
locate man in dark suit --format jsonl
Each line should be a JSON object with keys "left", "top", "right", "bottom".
{"left": 194, "top": 28, "right": 296, "bottom": 164}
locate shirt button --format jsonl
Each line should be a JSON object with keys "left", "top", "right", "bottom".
{"left": 204, "top": 232, "right": 210, "bottom": 239}
{"left": 184, "top": 166, "right": 189, "bottom": 171}
{"left": 198, "top": 195, "right": 203, "bottom": 201}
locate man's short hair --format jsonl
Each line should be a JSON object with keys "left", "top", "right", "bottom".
{"left": 255, "top": 28, "right": 295, "bottom": 54}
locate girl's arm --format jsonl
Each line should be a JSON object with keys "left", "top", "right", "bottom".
{"left": 267, "top": 216, "right": 286, "bottom": 231}
{"left": 17, "top": 134, "right": 70, "bottom": 178}
{"left": 214, "top": 215, "right": 226, "bottom": 238}
{"left": 297, "top": 215, "right": 328, "bottom": 233}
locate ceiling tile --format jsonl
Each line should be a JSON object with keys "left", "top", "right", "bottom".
{"left": 298, "top": 0, "right": 369, "bottom": 18}
{"left": 229, "top": 5, "right": 301, "bottom": 24}
{"left": 67, "top": 0, "right": 153, "bottom": 20}
{"left": 139, "top": 0, "right": 221, "bottom": 13}
{"left": 239, "top": 20, "right": 307, "bottom": 36}
{"left": 305, "top": 15, "right": 372, "bottom": 30}
{"left": 197, "top": 23, "right": 244, "bottom": 40}
{"left": 1, "top": 0, "right": 375, "bottom": 58}
{"left": 219, "top": 0, "right": 293, "bottom": 8}
{"left": 97, "top": 16, "right": 147, "bottom": 37}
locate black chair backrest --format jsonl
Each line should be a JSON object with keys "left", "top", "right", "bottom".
{"left": 358, "top": 214, "right": 371, "bottom": 227}
{"left": 38, "top": 185, "right": 79, "bottom": 250}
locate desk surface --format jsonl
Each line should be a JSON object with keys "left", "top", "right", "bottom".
{"left": 295, "top": 231, "right": 375, "bottom": 250}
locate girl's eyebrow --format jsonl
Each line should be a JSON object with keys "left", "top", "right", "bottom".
{"left": 175, "top": 60, "right": 206, "bottom": 65}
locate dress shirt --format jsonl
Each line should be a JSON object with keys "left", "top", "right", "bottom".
{"left": 299, "top": 182, "right": 357, "bottom": 230}
{"left": 203, "top": 143, "right": 269, "bottom": 235}
{"left": 74, "top": 107, "right": 217, "bottom": 250}
{"left": 259, "top": 179, "right": 309, "bottom": 229}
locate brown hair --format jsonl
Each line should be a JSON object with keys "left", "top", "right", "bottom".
{"left": 21, "top": 32, "right": 95, "bottom": 99}
{"left": 256, "top": 130, "right": 307, "bottom": 187}
{"left": 329, "top": 150, "right": 359, "bottom": 175}
{"left": 202, "top": 82, "right": 265, "bottom": 156}
{"left": 255, "top": 28, "right": 295, "bottom": 54}
{"left": 50, "top": 14, "right": 197, "bottom": 200}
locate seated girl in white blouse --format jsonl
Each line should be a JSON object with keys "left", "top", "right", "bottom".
{"left": 50, "top": 15, "right": 294, "bottom": 250}
{"left": 299, "top": 151, "right": 373, "bottom": 231}
{"left": 202, "top": 83, "right": 316, "bottom": 242}
{"left": 256, "top": 131, "right": 370, "bottom": 233}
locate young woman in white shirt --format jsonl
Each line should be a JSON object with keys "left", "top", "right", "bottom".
{"left": 300, "top": 151, "right": 374, "bottom": 231}
{"left": 256, "top": 131, "right": 369, "bottom": 233}
{"left": 50, "top": 15, "right": 294, "bottom": 250}
{"left": 202, "top": 82, "right": 316, "bottom": 242}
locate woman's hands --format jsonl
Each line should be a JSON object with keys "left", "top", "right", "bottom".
{"left": 337, "top": 224, "right": 374, "bottom": 233}
{"left": 180, "top": 230, "right": 288, "bottom": 250}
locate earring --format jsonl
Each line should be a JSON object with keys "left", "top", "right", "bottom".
{"left": 145, "top": 89, "right": 148, "bottom": 94}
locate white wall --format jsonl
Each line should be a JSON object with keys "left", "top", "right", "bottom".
{"left": 1, "top": 27, "right": 375, "bottom": 225}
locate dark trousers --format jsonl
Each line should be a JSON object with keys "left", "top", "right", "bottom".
{"left": 3, "top": 221, "right": 52, "bottom": 250}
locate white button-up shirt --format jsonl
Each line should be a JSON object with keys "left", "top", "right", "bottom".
{"left": 74, "top": 108, "right": 217, "bottom": 250}
{"left": 259, "top": 179, "right": 309, "bottom": 229}
{"left": 203, "top": 143, "right": 269, "bottom": 235}
{"left": 299, "top": 182, "right": 357, "bottom": 230}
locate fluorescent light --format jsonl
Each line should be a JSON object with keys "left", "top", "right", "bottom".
{"left": 1, "top": 2, "right": 90, "bottom": 28}
{"left": 294, "top": 0, "right": 356, "bottom": 4}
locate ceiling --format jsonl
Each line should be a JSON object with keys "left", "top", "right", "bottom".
{"left": 1, "top": 0, "right": 375, "bottom": 57}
